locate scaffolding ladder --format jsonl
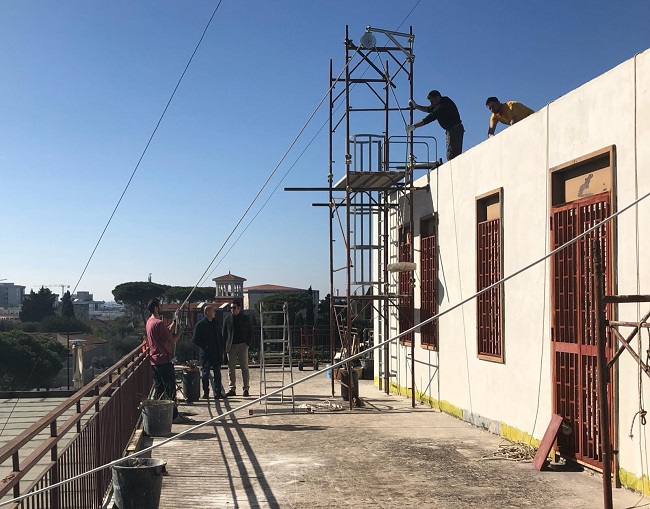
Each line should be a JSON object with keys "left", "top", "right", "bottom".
{"left": 257, "top": 302, "right": 295, "bottom": 413}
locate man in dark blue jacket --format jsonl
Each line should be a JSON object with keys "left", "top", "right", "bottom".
{"left": 406, "top": 90, "right": 464, "bottom": 161}
{"left": 192, "top": 304, "right": 225, "bottom": 399}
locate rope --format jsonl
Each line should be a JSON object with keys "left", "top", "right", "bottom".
{"left": 4, "top": 182, "right": 650, "bottom": 506}
{"left": 481, "top": 440, "right": 537, "bottom": 462}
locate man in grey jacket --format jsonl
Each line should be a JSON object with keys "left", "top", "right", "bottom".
{"left": 222, "top": 300, "right": 253, "bottom": 397}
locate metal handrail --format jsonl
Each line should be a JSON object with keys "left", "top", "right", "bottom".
{"left": 0, "top": 345, "right": 152, "bottom": 508}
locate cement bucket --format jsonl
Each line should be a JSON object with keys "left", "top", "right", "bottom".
{"left": 112, "top": 458, "right": 167, "bottom": 509}
{"left": 141, "top": 399, "right": 174, "bottom": 437}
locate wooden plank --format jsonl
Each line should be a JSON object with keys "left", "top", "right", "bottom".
{"left": 533, "top": 414, "right": 564, "bottom": 471}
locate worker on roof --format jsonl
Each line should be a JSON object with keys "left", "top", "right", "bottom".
{"left": 486, "top": 97, "right": 534, "bottom": 137}
{"left": 406, "top": 89, "right": 464, "bottom": 161}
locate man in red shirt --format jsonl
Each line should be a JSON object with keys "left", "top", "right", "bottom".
{"left": 145, "top": 298, "right": 183, "bottom": 416}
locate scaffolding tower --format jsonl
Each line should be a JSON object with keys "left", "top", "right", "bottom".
{"left": 326, "top": 26, "right": 438, "bottom": 408}
{"left": 286, "top": 26, "right": 439, "bottom": 408}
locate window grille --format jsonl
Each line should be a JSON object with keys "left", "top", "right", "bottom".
{"left": 420, "top": 218, "right": 437, "bottom": 349}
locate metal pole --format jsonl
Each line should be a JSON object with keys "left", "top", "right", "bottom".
{"left": 329, "top": 58, "right": 335, "bottom": 398}
{"left": 593, "top": 240, "right": 613, "bottom": 509}
{"left": 66, "top": 332, "right": 70, "bottom": 390}
{"left": 345, "top": 25, "right": 354, "bottom": 409}
{"left": 407, "top": 38, "right": 416, "bottom": 409}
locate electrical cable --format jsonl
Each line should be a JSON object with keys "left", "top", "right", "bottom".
{"left": 197, "top": 3, "right": 423, "bottom": 286}
{"left": 175, "top": 46, "right": 361, "bottom": 312}
{"left": 70, "top": 0, "right": 225, "bottom": 297}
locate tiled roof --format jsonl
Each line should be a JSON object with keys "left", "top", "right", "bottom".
{"left": 244, "top": 284, "right": 304, "bottom": 292}
{"left": 212, "top": 272, "right": 246, "bottom": 282}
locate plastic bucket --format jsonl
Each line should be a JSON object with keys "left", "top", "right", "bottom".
{"left": 141, "top": 400, "right": 174, "bottom": 437}
{"left": 182, "top": 368, "right": 201, "bottom": 402}
{"left": 325, "top": 363, "right": 332, "bottom": 379}
{"left": 112, "top": 458, "right": 167, "bottom": 509}
{"left": 340, "top": 369, "right": 359, "bottom": 401}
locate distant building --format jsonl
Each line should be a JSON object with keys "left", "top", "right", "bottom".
{"left": 0, "top": 282, "right": 25, "bottom": 308}
{"left": 158, "top": 272, "right": 247, "bottom": 332}
{"left": 212, "top": 272, "right": 246, "bottom": 300}
{"left": 71, "top": 291, "right": 105, "bottom": 321}
{"left": 158, "top": 273, "right": 319, "bottom": 332}
{"left": 244, "top": 284, "right": 319, "bottom": 317}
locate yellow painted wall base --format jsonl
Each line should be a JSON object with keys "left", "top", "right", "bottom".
{"left": 374, "top": 377, "right": 647, "bottom": 495}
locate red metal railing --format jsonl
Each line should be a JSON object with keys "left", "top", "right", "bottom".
{"left": 0, "top": 346, "right": 152, "bottom": 508}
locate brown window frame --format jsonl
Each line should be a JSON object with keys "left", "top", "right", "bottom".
{"left": 420, "top": 216, "right": 438, "bottom": 350}
{"left": 476, "top": 188, "right": 504, "bottom": 362}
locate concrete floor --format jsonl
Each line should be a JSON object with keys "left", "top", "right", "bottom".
{"left": 134, "top": 367, "right": 650, "bottom": 509}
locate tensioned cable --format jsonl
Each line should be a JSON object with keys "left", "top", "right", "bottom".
{"left": 176, "top": 47, "right": 361, "bottom": 311}
{"left": 6, "top": 180, "right": 650, "bottom": 508}
{"left": 197, "top": 2, "right": 423, "bottom": 285}
{"left": 70, "top": 0, "right": 225, "bottom": 296}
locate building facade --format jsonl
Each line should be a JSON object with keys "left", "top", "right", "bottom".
{"left": 375, "top": 48, "right": 650, "bottom": 491}
{"left": 0, "top": 282, "right": 25, "bottom": 308}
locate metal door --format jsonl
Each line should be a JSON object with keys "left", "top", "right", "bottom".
{"left": 551, "top": 192, "right": 613, "bottom": 468}
{"left": 398, "top": 225, "right": 413, "bottom": 344}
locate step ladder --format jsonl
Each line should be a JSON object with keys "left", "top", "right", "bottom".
{"left": 257, "top": 302, "right": 295, "bottom": 413}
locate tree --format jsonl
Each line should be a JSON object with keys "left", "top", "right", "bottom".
{"left": 19, "top": 287, "right": 56, "bottom": 322}
{"left": 164, "top": 286, "right": 215, "bottom": 304}
{"left": 61, "top": 291, "right": 75, "bottom": 318}
{"left": 258, "top": 292, "right": 314, "bottom": 326}
{"left": 0, "top": 331, "right": 68, "bottom": 390}
{"left": 315, "top": 294, "right": 332, "bottom": 327}
{"left": 92, "top": 316, "right": 143, "bottom": 358}
{"left": 305, "top": 287, "right": 314, "bottom": 326}
{"left": 112, "top": 282, "right": 169, "bottom": 326}
{"left": 39, "top": 315, "right": 90, "bottom": 334}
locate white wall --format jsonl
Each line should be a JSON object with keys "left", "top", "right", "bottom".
{"left": 378, "top": 47, "right": 650, "bottom": 481}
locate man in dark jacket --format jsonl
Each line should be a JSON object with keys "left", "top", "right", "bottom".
{"left": 192, "top": 304, "right": 225, "bottom": 399}
{"left": 222, "top": 300, "right": 253, "bottom": 397}
{"left": 406, "top": 89, "right": 464, "bottom": 161}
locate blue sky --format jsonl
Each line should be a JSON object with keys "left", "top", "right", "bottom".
{"left": 1, "top": 1, "right": 649, "bottom": 302}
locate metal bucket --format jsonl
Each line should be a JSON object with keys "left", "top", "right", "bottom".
{"left": 141, "top": 400, "right": 174, "bottom": 437}
{"left": 112, "top": 458, "right": 167, "bottom": 509}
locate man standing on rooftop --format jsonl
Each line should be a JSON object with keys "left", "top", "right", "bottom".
{"left": 192, "top": 303, "right": 225, "bottom": 400}
{"left": 486, "top": 96, "right": 535, "bottom": 137}
{"left": 223, "top": 300, "right": 252, "bottom": 397}
{"left": 406, "top": 90, "right": 464, "bottom": 161}
{"left": 145, "top": 298, "right": 183, "bottom": 418}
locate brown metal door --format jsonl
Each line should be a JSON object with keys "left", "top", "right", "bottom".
{"left": 399, "top": 225, "right": 413, "bottom": 344}
{"left": 551, "top": 192, "right": 613, "bottom": 468}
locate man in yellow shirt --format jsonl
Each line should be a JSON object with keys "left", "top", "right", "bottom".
{"left": 486, "top": 97, "right": 534, "bottom": 137}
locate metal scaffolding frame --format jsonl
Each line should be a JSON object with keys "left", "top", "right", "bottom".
{"left": 327, "top": 25, "right": 426, "bottom": 408}
{"left": 286, "top": 26, "right": 439, "bottom": 408}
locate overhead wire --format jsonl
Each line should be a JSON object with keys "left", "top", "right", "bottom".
{"left": 176, "top": 46, "right": 361, "bottom": 311}
{"left": 197, "top": 2, "right": 422, "bottom": 285}
{"left": 70, "top": 0, "right": 225, "bottom": 297}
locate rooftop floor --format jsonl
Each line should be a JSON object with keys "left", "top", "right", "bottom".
{"left": 139, "top": 368, "right": 647, "bottom": 509}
